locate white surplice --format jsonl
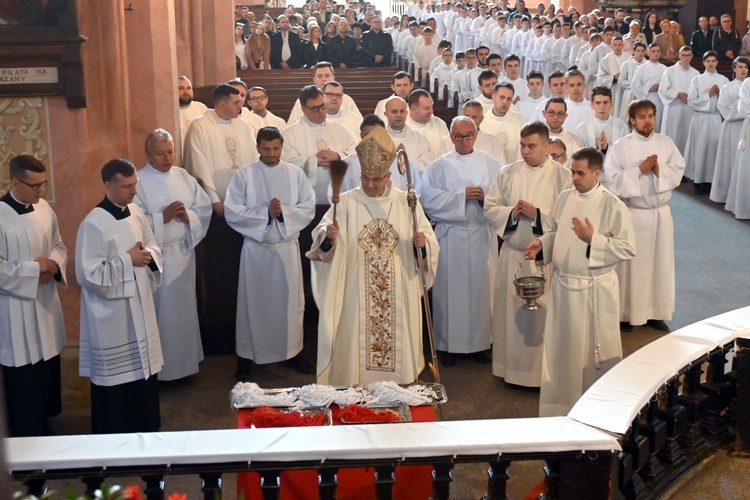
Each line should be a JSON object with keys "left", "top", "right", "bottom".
{"left": 252, "top": 110, "right": 287, "bottom": 131}
{"left": 0, "top": 199, "right": 67, "bottom": 367}
{"left": 616, "top": 57, "right": 645, "bottom": 122}
{"left": 406, "top": 116, "right": 450, "bottom": 161}
{"left": 549, "top": 128, "right": 583, "bottom": 168}
{"left": 604, "top": 132, "right": 684, "bottom": 325}
{"left": 631, "top": 60, "right": 667, "bottom": 130}
{"left": 326, "top": 109, "right": 362, "bottom": 137}
{"left": 178, "top": 101, "right": 207, "bottom": 154}
{"left": 726, "top": 78, "right": 750, "bottom": 219}
{"left": 134, "top": 164, "right": 212, "bottom": 380}
{"left": 563, "top": 99, "right": 595, "bottom": 131}
{"left": 484, "top": 157, "right": 572, "bottom": 387}
{"left": 239, "top": 107, "right": 265, "bottom": 135}
{"left": 537, "top": 184, "right": 636, "bottom": 416}
{"left": 183, "top": 110, "right": 259, "bottom": 203}
{"left": 281, "top": 116, "right": 358, "bottom": 204}
{"left": 225, "top": 160, "right": 316, "bottom": 363}
{"left": 440, "top": 130, "right": 507, "bottom": 164}
{"left": 387, "top": 125, "right": 435, "bottom": 173}
{"left": 711, "top": 79, "right": 745, "bottom": 203}
{"left": 288, "top": 94, "right": 362, "bottom": 124}
{"left": 76, "top": 203, "right": 164, "bottom": 386}
{"left": 420, "top": 149, "right": 502, "bottom": 353}
{"left": 576, "top": 116, "right": 630, "bottom": 155}
{"left": 684, "top": 71, "right": 729, "bottom": 183}
{"left": 658, "top": 64, "right": 700, "bottom": 154}
{"left": 479, "top": 109, "right": 527, "bottom": 162}
{"left": 308, "top": 184, "right": 439, "bottom": 385}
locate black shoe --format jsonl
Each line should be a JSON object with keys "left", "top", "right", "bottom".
{"left": 693, "top": 183, "right": 704, "bottom": 195}
{"left": 235, "top": 357, "right": 253, "bottom": 382}
{"left": 287, "top": 353, "right": 316, "bottom": 374}
{"left": 440, "top": 351, "right": 456, "bottom": 367}
{"left": 471, "top": 351, "right": 492, "bottom": 364}
{"left": 620, "top": 322, "right": 633, "bottom": 332}
{"left": 172, "top": 375, "right": 197, "bottom": 388}
{"left": 703, "top": 183, "right": 712, "bottom": 193}
{"left": 647, "top": 319, "right": 670, "bottom": 332}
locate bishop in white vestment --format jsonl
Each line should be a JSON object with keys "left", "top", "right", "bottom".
{"left": 134, "top": 130, "right": 212, "bottom": 382}
{"left": 1, "top": 156, "right": 67, "bottom": 437}
{"left": 308, "top": 128, "right": 439, "bottom": 385}
{"left": 604, "top": 100, "right": 684, "bottom": 329}
{"left": 526, "top": 148, "right": 635, "bottom": 416}
{"left": 485, "top": 124, "right": 572, "bottom": 387}
{"left": 225, "top": 128, "right": 316, "bottom": 367}
{"left": 421, "top": 117, "right": 502, "bottom": 362}
{"left": 77, "top": 160, "right": 164, "bottom": 434}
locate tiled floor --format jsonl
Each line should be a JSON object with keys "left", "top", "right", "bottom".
{"left": 22, "top": 182, "right": 750, "bottom": 498}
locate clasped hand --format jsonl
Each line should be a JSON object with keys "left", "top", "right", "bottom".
{"left": 268, "top": 197, "right": 283, "bottom": 218}
{"left": 128, "top": 241, "right": 153, "bottom": 267}
{"left": 163, "top": 201, "right": 188, "bottom": 223}
{"left": 465, "top": 186, "right": 485, "bottom": 201}
{"left": 512, "top": 199, "right": 537, "bottom": 220}
{"left": 35, "top": 257, "right": 59, "bottom": 284}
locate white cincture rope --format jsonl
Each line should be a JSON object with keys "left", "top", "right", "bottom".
{"left": 366, "top": 381, "right": 439, "bottom": 406}
{"left": 295, "top": 384, "right": 378, "bottom": 407}
{"left": 230, "top": 382, "right": 298, "bottom": 408}
{"left": 557, "top": 271, "right": 601, "bottom": 369}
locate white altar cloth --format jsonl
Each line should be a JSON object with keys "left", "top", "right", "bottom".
{"left": 5, "top": 417, "right": 619, "bottom": 472}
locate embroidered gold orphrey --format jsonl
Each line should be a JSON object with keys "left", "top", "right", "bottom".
{"left": 358, "top": 217, "right": 399, "bottom": 372}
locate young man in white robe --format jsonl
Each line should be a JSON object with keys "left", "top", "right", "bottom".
{"left": 475, "top": 69, "right": 500, "bottom": 113}
{"left": 577, "top": 33, "right": 602, "bottom": 99}
{"left": 603, "top": 99, "right": 685, "bottom": 332}
{"left": 596, "top": 36, "right": 628, "bottom": 100}
{"left": 431, "top": 48, "right": 456, "bottom": 102}
{"left": 498, "top": 54, "right": 528, "bottom": 101}
{"left": 373, "top": 71, "right": 414, "bottom": 121}
{"left": 516, "top": 71, "right": 547, "bottom": 121}
{"left": 134, "top": 129, "right": 211, "bottom": 386}
{"left": 485, "top": 122, "right": 572, "bottom": 387}
{"left": 711, "top": 57, "right": 749, "bottom": 203}
{"left": 282, "top": 85, "right": 359, "bottom": 206}
{"left": 684, "top": 51, "right": 729, "bottom": 194}
{"left": 76, "top": 159, "right": 164, "bottom": 434}
{"left": 384, "top": 96, "right": 434, "bottom": 172}
{"left": 615, "top": 42, "right": 647, "bottom": 122}
{"left": 406, "top": 89, "right": 450, "bottom": 161}
{"left": 577, "top": 86, "right": 629, "bottom": 156}
{"left": 564, "top": 69, "right": 595, "bottom": 130}
{"left": 421, "top": 116, "right": 502, "bottom": 367}
{"left": 1, "top": 156, "right": 67, "bottom": 437}
{"left": 440, "top": 100, "right": 507, "bottom": 162}
{"left": 247, "top": 86, "right": 287, "bottom": 130}
{"left": 226, "top": 126, "right": 317, "bottom": 379}
{"left": 726, "top": 77, "right": 750, "bottom": 219}
{"left": 630, "top": 44, "right": 667, "bottom": 131}
{"left": 178, "top": 76, "right": 207, "bottom": 156}
{"left": 542, "top": 97, "right": 583, "bottom": 168}
{"left": 658, "top": 46, "right": 699, "bottom": 153}
{"left": 480, "top": 82, "right": 527, "bottom": 162}
{"left": 588, "top": 27, "right": 615, "bottom": 86}
{"left": 322, "top": 81, "right": 362, "bottom": 137}
{"left": 525, "top": 147, "right": 636, "bottom": 416}
{"left": 413, "top": 27, "right": 440, "bottom": 84}
{"left": 287, "top": 62, "right": 362, "bottom": 124}
{"left": 529, "top": 70, "right": 568, "bottom": 123}
{"left": 307, "top": 128, "right": 439, "bottom": 385}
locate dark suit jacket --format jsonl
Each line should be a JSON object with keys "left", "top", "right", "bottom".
{"left": 362, "top": 29, "right": 394, "bottom": 66}
{"left": 713, "top": 28, "right": 742, "bottom": 61}
{"left": 301, "top": 40, "right": 328, "bottom": 68}
{"left": 269, "top": 30, "right": 302, "bottom": 68}
{"left": 615, "top": 21, "right": 629, "bottom": 36}
{"left": 328, "top": 34, "right": 358, "bottom": 67}
{"left": 690, "top": 29, "right": 713, "bottom": 58}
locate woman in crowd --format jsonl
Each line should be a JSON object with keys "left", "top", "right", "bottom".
{"left": 302, "top": 24, "right": 328, "bottom": 68}
{"left": 623, "top": 20, "right": 647, "bottom": 54}
{"left": 324, "top": 20, "right": 338, "bottom": 44}
{"left": 671, "top": 21, "right": 686, "bottom": 47}
{"left": 235, "top": 23, "right": 248, "bottom": 70}
{"left": 246, "top": 22, "right": 271, "bottom": 70}
{"left": 642, "top": 11, "right": 661, "bottom": 45}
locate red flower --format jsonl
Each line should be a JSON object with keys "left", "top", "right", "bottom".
{"left": 167, "top": 494, "right": 188, "bottom": 500}
{"left": 123, "top": 485, "right": 143, "bottom": 500}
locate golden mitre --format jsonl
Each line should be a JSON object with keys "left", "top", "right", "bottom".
{"left": 356, "top": 126, "right": 396, "bottom": 176}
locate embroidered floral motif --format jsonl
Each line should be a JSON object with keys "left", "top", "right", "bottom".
{"left": 358, "top": 218, "right": 399, "bottom": 372}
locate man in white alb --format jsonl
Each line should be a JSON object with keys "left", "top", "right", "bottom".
{"left": 406, "top": 89, "right": 450, "bottom": 161}
{"left": 440, "top": 100, "right": 507, "bottom": 161}
{"left": 479, "top": 82, "right": 527, "bottom": 162}
{"left": 384, "top": 96, "right": 434, "bottom": 172}
{"left": 615, "top": 42, "right": 647, "bottom": 122}
{"left": 485, "top": 122, "right": 572, "bottom": 387}
{"left": 374, "top": 71, "right": 415, "bottom": 120}
{"left": 577, "top": 86, "right": 629, "bottom": 156}
{"left": 631, "top": 43, "right": 667, "bottom": 130}
{"left": 247, "top": 86, "right": 287, "bottom": 130}
{"left": 134, "top": 129, "right": 212, "bottom": 386}
{"left": 658, "top": 46, "right": 699, "bottom": 153}
{"left": 421, "top": 116, "right": 502, "bottom": 367}
{"left": 322, "top": 81, "right": 361, "bottom": 136}
{"left": 288, "top": 62, "right": 363, "bottom": 123}
{"left": 542, "top": 97, "right": 583, "bottom": 168}
{"left": 178, "top": 76, "right": 207, "bottom": 155}
{"left": 525, "top": 147, "right": 635, "bottom": 416}
{"left": 604, "top": 99, "right": 684, "bottom": 333}
{"left": 564, "top": 69, "right": 595, "bottom": 129}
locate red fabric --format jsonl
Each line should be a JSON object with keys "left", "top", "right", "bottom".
{"left": 237, "top": 405, "right": 436, "bottom": 500}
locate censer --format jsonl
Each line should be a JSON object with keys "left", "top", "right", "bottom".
{"left": 514, "top": 259, "right": 546, "bottom": 310}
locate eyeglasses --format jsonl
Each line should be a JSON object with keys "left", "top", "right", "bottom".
{"left": 303, "top": 102, "right": 328, "bottom": 113}
{"left": 545, "top": 111, "right": 567, "bottom": 118}
{"left": 451, "top": 132, "right": 476, "bottom": 141}
{"left": 323, "top": 92, "right": 344, "bottom": 99}
{"left": 550, "top": 153, "right": 565, "bottom": 161}
{"left": 360, "top": 175, "right": 388, "bottom": 184}
{"left": 18, "top": 179, "right": 48, "bottom": 191}
{"left": 248, "top": 95, "right": 267, "bottom": 102}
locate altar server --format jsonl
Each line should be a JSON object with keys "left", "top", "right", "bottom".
{"left": 485, "top": 122, "right": 571, "bottom": 387}
{"left": 684, "top": 51, "right": 729, "bottom": 194}
{"left": 604, "top": 99, "right": 684, "bottom": 332}
{"left": 226, "top": 126, "right": 316, "bottom": 377}
{"left": 526, "top": 147, "right": 635, "bottom": 416}
{"left": 577, "top": 86, "right": 629, "bottom": 155}
{"left": 726, "top": 77, "right": 750, "bottom": 219}
{"left": 615, "top": 42, "right": 647, "bottom": 122}
{"left": 421, "top": 116, "right": 502, "bottom": 367}
{"left": 1, "top": 155, "right": 67, "bottom": 437}
{"left": 630, "top": 44, "right": 667, "bottom": 130}
{"left": 480, "top": 82, "right": 527, "bottom": 162}
{"left": 406, "top": 89, "right": 450, "bottom": 160}
{"left": 658, "top": 46, "right": 699, "bottom": 153}
{"left": 308, "top": 128, "right": 439, "bottom": 385}
{"left": 77, "top": 159, "right": 164, "bottom": 434}
{"left": 177, "top": 76, "right": 207, "bottom": 155}
{"left": 134, "top": 130, "right": 212, "bottom": 385}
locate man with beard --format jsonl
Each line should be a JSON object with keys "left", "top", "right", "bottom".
{"left": 603, "top": 99, "right": 684, "bottom": 333}
{"left": 177, "top": 76, "right": 207, "bottom": 155}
